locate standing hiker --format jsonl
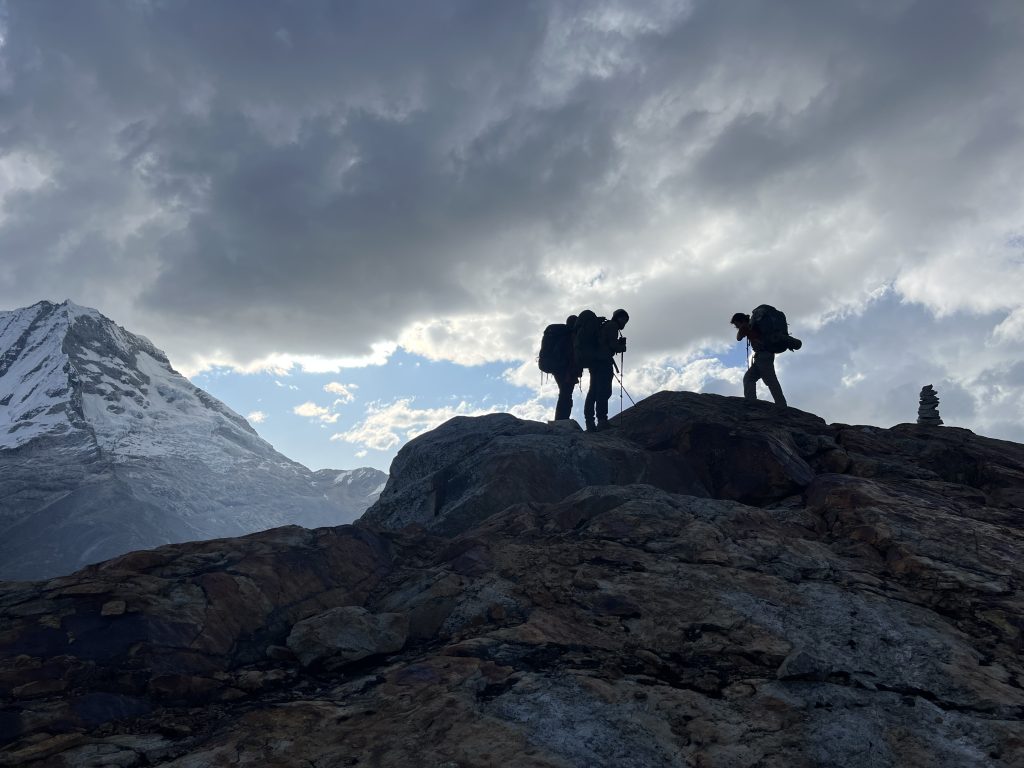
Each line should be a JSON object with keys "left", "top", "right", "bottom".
{"left": 538, "top": 315, "right": 582, "bottom": 421}
{"left": 576, "top": 308, "right": 629, "bottom": 432}
{"left": 731, "top": 306, "right": 801, "bottom": 407}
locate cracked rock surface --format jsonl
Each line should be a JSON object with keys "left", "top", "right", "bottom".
{"left": 1, "top": 392, "right": 1022, "bottom": 767}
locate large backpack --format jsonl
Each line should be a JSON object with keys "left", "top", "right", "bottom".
{"left": 573, "top": 309, "right": 605, "bottom": 368}
{"left": 538, "top": 323, "right": 573, "bottom": 374}
{"left": 750, "top": 304, "right": 791, "bottom": 354}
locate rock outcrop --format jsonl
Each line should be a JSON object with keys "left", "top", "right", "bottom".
{"left": 1, "top": 392, "right": 1022, "bottom": 767}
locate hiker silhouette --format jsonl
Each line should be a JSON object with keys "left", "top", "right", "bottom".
{"left": 576, "top": 309, "right": 628, "bottom": 432}
{"left": 731, "top": 307, "right": 800, "bottom": 407}
{"left": 537, "top": 315, "right": 582, "bottom": 421}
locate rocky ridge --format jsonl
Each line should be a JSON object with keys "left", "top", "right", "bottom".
{"left": 0, "top": 392, "right": 1022, "bottom": 767}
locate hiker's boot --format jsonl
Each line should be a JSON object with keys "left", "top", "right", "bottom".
{"left": 596, "top": 418, "right": 616, "bottom": 432}
{"left": 585, "top": 419, "right": 598, "bottom": 433}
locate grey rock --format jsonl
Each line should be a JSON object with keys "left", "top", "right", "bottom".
{"left": 361, "top": 412, "right": 709, "bottom": 536}
{"left": 546, "top": 419, "right": 584, "bottom": 431}
{"left": 776, "top": 649, "right": 831, "bottom": 680}
{"left": 361, "top": 394, "right": 824, "bottom": 537}
{"left": 286, "top": 606, "right": 409, "bottom": 667}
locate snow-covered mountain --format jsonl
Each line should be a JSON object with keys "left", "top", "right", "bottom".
{"left": 0, "top": 300, "right": 386, "bottom": 581}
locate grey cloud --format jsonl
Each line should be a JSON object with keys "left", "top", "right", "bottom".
{"left": 2, "top": 0, "right": 1024, "bottom": 406}
{"left": 607, "top": 293, "right": 1023, "bottom": 445}
{"left": 129, "top": 91, "right": 619, "bottom": 358}
{"left": 768, "top": 293, "right": 1024, "bottom": 441}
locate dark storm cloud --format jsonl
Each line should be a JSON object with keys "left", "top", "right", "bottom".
{"left": 1, "top": 0, "right": 638, "bottom": 358}
{"left": 134, "top": 94, "right": 618, "bottom": 347}
{"left": 2, "top": 0, "right": 1024, "bottom": 378}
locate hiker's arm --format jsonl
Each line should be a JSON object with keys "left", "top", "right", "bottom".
{"left": 600, "top": 323, "right": 622, "bottom": 356}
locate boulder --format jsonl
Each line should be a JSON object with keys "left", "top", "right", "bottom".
{"left": 363, "top": 393, "right": 836, "bottom": 537}
{"left": 362, "top": 412, "right": 708, "bottom": 535}
{"left": 286, "top": 606, "right": 409, "bottom": 667}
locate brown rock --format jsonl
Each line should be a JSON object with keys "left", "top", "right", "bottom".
{"left": 0, "top": 733, "right": 88, "bottom": 766}
{"left": 99, "top": 600, "right": 127, "bottom": 616}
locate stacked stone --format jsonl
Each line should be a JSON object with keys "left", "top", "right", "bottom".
{"left": 918, "top": 385, "right": 943, "bottom": 426}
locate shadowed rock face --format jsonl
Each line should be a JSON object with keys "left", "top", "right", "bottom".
{"left": 1, "top": 392, "right": 1023, "bottom": 767}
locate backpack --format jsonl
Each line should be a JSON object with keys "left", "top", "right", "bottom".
{"left": 750, "top": 304, "right": 792, "bottom": 354}
{"left": 573, "top": 309, "right": 605, "bottom": 368}
{"left": 538, "top": 323, "right": 573, "bottom": 374}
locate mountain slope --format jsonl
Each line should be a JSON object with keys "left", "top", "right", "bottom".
{"left": 0, "top": 300, "right": 385, "bottom": 580}
{"left": 0, "top": 392, "right": 1020, "bottom": 766}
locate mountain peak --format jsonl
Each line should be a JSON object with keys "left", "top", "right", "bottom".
{"left": 59, "top": 297, "right": 100, "bottom": 314}
{"left": 0, "top": 299, "right": 255, "bottom": 456}
{"left": 0, "top": 300, "right": 387, "bottom": 580}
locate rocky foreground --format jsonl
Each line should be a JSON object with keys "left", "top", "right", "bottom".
{"left": 1, "top": 392, "right": 1022, "bottom": 767}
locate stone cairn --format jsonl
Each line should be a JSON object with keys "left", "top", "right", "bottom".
{"left": 917, "top": 385, "right": 943, "bottom": 426}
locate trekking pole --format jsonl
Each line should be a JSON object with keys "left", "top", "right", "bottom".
{"left": 620, "top": 350, "right": 624, "bottom": 415}
{"left": 612, "top": 371, "right": 638, "bottom": 407}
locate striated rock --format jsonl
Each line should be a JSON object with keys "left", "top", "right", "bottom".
{"left": 286, "top": 606, "right": 409, "bottom": 668}
{"left": 1, "top": 391, "right": 1023, "bottom": 767}
{"left": 0, "top": 524, "right": 393, "bottom": 745}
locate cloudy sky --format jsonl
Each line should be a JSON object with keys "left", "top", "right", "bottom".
{"left": 2, "top": 0, "right": 1024, "bottom": 472}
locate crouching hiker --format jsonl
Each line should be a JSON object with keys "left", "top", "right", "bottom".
{"left": 731, "top": 305, "right": 801, "bottom": 407}
{"left": 575, "top": 308, "right": 629, "bottom": 432}
{"left": 538, "top": 315, "right": 582, "bottom": 420}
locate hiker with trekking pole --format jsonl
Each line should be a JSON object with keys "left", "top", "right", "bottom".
{"left": 731, "top": 305, "right": 802, "bottom": 407}
{"left": 574, "top": 308, "right": 629, "bottom": 432}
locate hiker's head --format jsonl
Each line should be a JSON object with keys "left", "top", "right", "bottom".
{"left": 612, "top": 309, "right": 629, "bottom": 329}
{"left": 566, "top": 314, "right": 578, "bottom": 329}
{"left": 730, "top": 312, "right": 749, "bottom": 328}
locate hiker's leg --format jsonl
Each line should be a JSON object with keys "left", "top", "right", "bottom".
{"left": 758, "top": 353, "right": 787, "bottom": 407}
{"left": 584, "top": 369, "right": 597, "bottom": 426}
{"left": 554, "top": 373, "right": 574, "bottom": 420}
{"left": 742, "top": 363, "right": 760, "bottom": 400}
{"left": 594, "top": 361, "right": 613, "bottom": 423}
